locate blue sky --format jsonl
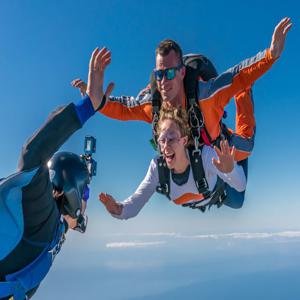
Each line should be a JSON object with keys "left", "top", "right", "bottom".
{"left": 0, "top": 0, "right": 299, "bottom": 298}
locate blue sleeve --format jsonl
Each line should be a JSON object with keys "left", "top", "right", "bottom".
{"left": 74, "top": 96, "right": 96, "bottom": 126}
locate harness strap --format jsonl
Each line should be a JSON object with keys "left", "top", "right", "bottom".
{"left": 182, "top": 177, "right": 227, "bottom": 212}
{"left": 156, "top": 156, "right": 171, "bottom": 199}
{"left": 187, "top": 146, "right": 210, "bottom": 197}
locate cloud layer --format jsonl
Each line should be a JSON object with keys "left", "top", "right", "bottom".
{"left": 106, "top": 241, "right": 166, "bottom": 248}
{"left": 105, "top": 231, "right": 300, "bottom": 248}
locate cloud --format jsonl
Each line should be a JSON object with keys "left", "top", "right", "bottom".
{"left": 189, "top": 231, "right": 300, "bottom": 240}
{"left": 103, "top": 231, "right": 300, "bottom": 250}
{"left": 106, "top": 241, "right": 166, "bottom": 248}
{"left": 134, "top": 231, "right": 300, "bottom": 240}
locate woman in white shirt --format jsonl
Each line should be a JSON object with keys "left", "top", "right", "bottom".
{"left": 99, "top": 104, "right": 246, "bottom": 219}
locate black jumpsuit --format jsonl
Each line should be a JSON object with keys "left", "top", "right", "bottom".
{"left": 0, "top": 103, "right": 82, "bottom": 298}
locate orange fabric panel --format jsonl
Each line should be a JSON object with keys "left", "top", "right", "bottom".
{"left": 199, "top": 97, "right": 223, "bottom": 141}
{"left": 173, "top": 193, "right": 204, "bottom": 205}
{"left": 234, "top": 88, "right": 255, "bottom": 139}
{"left": 100, "top": 101, "right": 152, "bottom": 123}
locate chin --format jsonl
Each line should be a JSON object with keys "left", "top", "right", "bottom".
{"left": 166, "top": 160, "right": 176, "bottom": 170}
{"left": 161, "top": 91, "right": 174, "bottom": 102}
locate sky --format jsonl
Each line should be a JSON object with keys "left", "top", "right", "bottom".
{"left": 0, "top": 0, "right": 299, "bottom": 299}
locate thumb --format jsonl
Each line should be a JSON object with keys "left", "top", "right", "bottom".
{"left": 212, "top": 157, "right": 220, "bottom": 168}
{"left": 105, "top": 82, "right": 115, "bottom": 98}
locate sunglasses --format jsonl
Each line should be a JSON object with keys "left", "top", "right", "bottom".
{"left": 153, "top": 64, "right": 182, "bottom": 81}
{"left": 157, "top": 131, "right": 182, "bottom": 148}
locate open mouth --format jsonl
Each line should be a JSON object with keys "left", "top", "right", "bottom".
{"left": 164, "top": 153, "right": 175, "bottom": 164}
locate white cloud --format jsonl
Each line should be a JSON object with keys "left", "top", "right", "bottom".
{"left": 134, "top": 231, "right": 300, "bottom": 240}
{"left": 106, "top": 241, "right": 166, "bottom": 248}
{"left": 191, "top": 231, "right": 300, "bottom": 240}
{"left": 103, "top": 231, "right": 300, "bottom": 250}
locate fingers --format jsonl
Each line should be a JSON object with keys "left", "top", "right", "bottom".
{"left": 99, "top": 192, "right": 110, "bottom": 204}
{"left": 280, "top": 18, "right": 292, "bottom": 36}
{"left": 230, "top": 146, "right": 236, "bottom": 158}
{"left": 223, "top": 140, "right": 230, "bottom": 155}
{"left": 105, "top": 82, "right": 115, "bottom": 98}
{"left": 214, "top": 145, "right": 222, "bottom": 158}
{"left": 71, "top": 78, "right": 82, "bottom": 87}
{"left": 217, "top": 140, "right": 230, "bottom": 156}
{"left": 274, "top": 17, "right": 292, "bottom": 36}
{"left": 283, "top": 23, "right": 292, "bottom": 35}
{"left": 89, "top": 48, "right": 99, "bottom": 73}
{"left": 94, "top": 48, "right": 111, "bottom": 72}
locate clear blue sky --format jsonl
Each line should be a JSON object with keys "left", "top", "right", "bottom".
{"left": 0, "top": 0, "right": 299, "bottom": 298}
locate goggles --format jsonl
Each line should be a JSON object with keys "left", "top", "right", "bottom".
{"left": 153, "top": 64, "right": 182, "bottom": 81}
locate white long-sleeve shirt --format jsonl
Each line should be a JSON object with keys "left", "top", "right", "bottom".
{"left": 114, "top": 145, "right": 246, "bottom": 220}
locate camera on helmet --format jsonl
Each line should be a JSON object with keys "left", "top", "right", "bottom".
{"left": 81, "top": 135, "right": 97, "bottom": 180}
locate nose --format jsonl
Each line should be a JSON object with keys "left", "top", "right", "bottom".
{"left": 161, "top": 73, "right": 167, "bottom": 84}
{"left": 161, "top": 141, "right": 172, "bottom": 151}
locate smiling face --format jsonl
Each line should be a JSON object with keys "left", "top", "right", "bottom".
{"left": 158, "top": 119, "right": 188, "bottom": 170}
{"left": 155, "top": 50, "right": 185, "bottom": 104}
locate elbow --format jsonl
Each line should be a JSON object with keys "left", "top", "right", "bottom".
{"left": 18, "top": 141, "right": 40, "bottom": 171}
{"left": 223, "top": 185, "right": 245, "bottom": 209}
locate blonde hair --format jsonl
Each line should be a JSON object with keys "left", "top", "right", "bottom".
{"left": 157, "top": 103, "right": 191, "bottom": 142}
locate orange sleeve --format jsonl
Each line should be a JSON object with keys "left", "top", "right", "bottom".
{"left": 98, "top": 86, "right": 153, "bottom": 123}
{"left": 216, "top": 49, "right": 275, "bottom": 108}
{"left": 100, "top": 100, "right": 152, "bottom": 123}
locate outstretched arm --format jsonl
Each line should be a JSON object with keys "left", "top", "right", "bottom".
{"left": 19, "top": 47, "right": 114, "bottom": 171}
{"left": 99, "top": 159, "right": 158, "bottom": 220}
{"left": 200, "top": 18, "right": 292, "bottom": 108}
{"left": 72, "top": 77, "right": 153, "bottom": 123}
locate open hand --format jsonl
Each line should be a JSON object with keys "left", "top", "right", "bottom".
{"left": 212, "top": 140, "right": 235, "bottom": 173}
{"left": 87, "top": 47, "right": 115, "bottom": 111}
{"left": 270, "top": 17, "right": 292, "bottom": 59}
{"left": 71, "top": 78, "right": 87, "bottom": 97}
{"left": 99, "top": 192, "right": 123, "bottom": 215}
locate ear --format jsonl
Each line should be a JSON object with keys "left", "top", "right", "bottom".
{"left": 180, "top": 65, "right": 186, "bottom": 79}
{"left": 182, "top": 135, "right": 188, "bottom": 146}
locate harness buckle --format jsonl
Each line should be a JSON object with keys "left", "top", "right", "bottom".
{"left": 196, "top": 178, "right": 209, "bottom": 191}
{"left": 218, "top": 190, "right": 227, "bottom": 204}
{"left": 156, "top": 183, "right": 169, "bottom": 196}
{"left": 193, "top": 137, "right": 200, "bottom": 152}
{"left": 189, "top": 106, "right": 204, "bottom": 129}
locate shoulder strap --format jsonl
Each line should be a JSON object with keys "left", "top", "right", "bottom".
{"left": 183, "top": 54, "right": 219, "bottom": 146}
{"left": 150, "top": 73, "right": 161, "bottom": 147}
{"left": 155, "top": 156, "right": 171, "bottom": 200}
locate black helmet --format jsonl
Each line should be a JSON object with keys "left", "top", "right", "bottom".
{"left": 48, "top": 152, "right": 89, "bottom": 218}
